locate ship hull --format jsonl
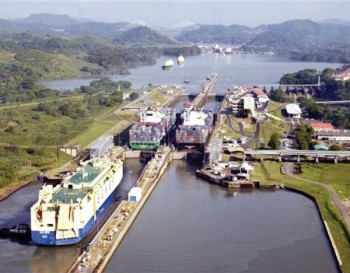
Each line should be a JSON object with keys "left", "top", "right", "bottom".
{"left": 175, "top": 111, "right": 213, "bottom": 149}
{"left": 129, "top": 108, "right": 176, "bottom": 150}
{"left": 31, "top": 186, "right": 117, "bottom": 246}
{"left": 162, "top": 65, "right": 173, "bottom": 70}
{"left": 129, "top": 141, "right": 160, "bottom": 150}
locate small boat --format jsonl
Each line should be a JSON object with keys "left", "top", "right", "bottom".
{"left": 184, "top": 79, "right": 190, "bottom": 83}
{"left": 0, "top": 223, "right": 31, "bottom": 239}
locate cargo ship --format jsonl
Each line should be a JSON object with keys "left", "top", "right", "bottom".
{"left": 31, "top": 158, "right": 123, "bottom": 246}
{"left": 162, "top": 59, "right": 174, "bottom": 70}
{"left": 176, "top": 109, "right": 214, "bottom": 149}
{"left": 177, "top": 55, "right": 185, "bottom": 66}
{"left": 129, "top": 108, "right": 176, "bottom": 150}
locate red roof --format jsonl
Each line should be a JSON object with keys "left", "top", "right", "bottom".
{"left": 251, "top": 88, "right": 266, "bottom": 96}
{"left": 183, "top": 101, "right": 192, "bottom": 108}
{"left": 310, "top": 122, "right": 334, "bottom": 130}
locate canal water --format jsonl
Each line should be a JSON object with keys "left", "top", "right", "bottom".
{"left": 104, "top": 160, "right": 338, "bottom": 273}
{"left": 0, "top": 53, "right": 342, "bottom": 272}
{"left": 41, "top": 52, "right": 342, "bottom": 94}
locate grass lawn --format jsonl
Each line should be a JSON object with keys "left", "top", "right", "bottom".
{"left": 299, "top": 163, "right": 350, "bottom": 199}
{"left": 267, "top": 100, "right": 286, "bottom": 119}
{"left": 0, "top": 146, "right": 72, "bottom": 188}
{"left": 217, "top": 116, "right": 242, "bottom": 140}
{"left": 259, "top": 118, "right": 288, "bottom": 146}
{"left": 252, "top": 161, "right": 350, "bottom": 273}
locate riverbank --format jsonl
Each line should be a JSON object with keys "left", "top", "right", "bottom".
{"left": 252, "top": 161, "right": 350, "bottom": 273}
{"left": 0, "top": 179, "right": 34, "bottom": 202}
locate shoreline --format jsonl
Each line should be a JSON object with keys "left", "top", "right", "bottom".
{"left": 0, "top": 179, "right": 35, "bottom": 202}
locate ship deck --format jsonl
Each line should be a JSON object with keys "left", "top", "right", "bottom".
{"left": 52, "top": 187, "right": 90, "bottom": 204}
{"left": 68, "top": 164, "right": 101, "bottom": 185}
{"left": 51, "top": 163, "right": 104, "bottom": 204}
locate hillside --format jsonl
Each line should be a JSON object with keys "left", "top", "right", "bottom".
{"left": 113, "top": 26, "right": 176, "bottom": 46}
{"left": 178, "top": 24, "right": 253, "bottom": 44}
{"left": 178, "top": 19, "right": 350, "bottom": 62}
{"left": 247, "top": 19, "right": 350, "bottom": 50}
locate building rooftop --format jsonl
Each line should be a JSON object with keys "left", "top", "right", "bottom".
{"left": 311, "top": 122, "right": 334, "bottom": 131}
{"left": 251, "top": 88, "right": 266, "bottom": 96}
{"left": 285, "top": 103, "right": 302, "bottom": 115}
{"left": 313, "top": 144, "right": 328, "bottom": 151}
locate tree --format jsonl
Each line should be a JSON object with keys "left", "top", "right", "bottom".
{"left": 269, "top": 88, "right": 290, "bottom": 103}
{"left": 129, "top": 92, "right": 139, "bottom": 101}
{"left": 329, "top": 144, "right": 341, "bottom": 151}
{"left": 294, "top": 125, "right": 314, "bottom": 150}
{"left": 268, "top": 133, "right": 281, "bottom": 150}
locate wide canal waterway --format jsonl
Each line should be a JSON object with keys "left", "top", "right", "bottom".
{"left": 0, "top": 160, "right": 339, "bottom": 272}
{"left": 0, "top": 53, "right": 342, "bottom": 272}
{"left": 41, "top": 52, "right": 342, "bottom": 94}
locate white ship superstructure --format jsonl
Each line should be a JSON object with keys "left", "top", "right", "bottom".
{"left": 162, "top": 59, "right": 174, "bottom": 69}
{"left": 31, "top": 158, "right": 123, "bottom": 246}
{"left": 140, "top": 108, "right": 165, "bottom": 123}
{"left": 177, "top": 55, "right": 185, "bottom": 66}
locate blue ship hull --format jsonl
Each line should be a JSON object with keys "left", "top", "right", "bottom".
{"left": 31, "top": 188, "right": 117, "bottom": 246}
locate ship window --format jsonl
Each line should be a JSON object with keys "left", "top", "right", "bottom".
{"left": 48, "top": 224, "right": 53, "bottom": 227}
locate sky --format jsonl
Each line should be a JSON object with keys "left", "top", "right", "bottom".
{"left": 0, "top": 1, "right": 349, "bottom": 27}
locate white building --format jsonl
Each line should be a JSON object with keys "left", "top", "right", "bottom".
{"left": 128, "top": 187, "right": 142, "bottom": 202}
{"left": 243, "top": 96, "right": 255, "bottom": 116}
{"left": 285, "top": 103, "right": 302, "bottom": 118}
{"left": 316, "top": 130, "right": 350, "bottom": 141}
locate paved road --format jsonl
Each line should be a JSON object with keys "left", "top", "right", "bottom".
{"left": 285, "top": 163, "right": 350, "bottom": 228}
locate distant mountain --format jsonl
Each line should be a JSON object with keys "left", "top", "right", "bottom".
{"left": 20, "top": 13, "right": 87, "bottom": 27}
{"left": 159, "top": 20, "right": 200, "bottom": 39}
{"left": 1, "top": 14, "right": 350, "bottom": 62}
{"left": 112, "top": 26, "right": 176, "bottom": 46}
{"left": 63, "top": 22, "right": 128, "bottom": 38}
{"left": 178, "top": 19, "right": 350, "bottom": 49}
{"left": 247, "top": 19, "right": 350, "bottom": 50}
{"left": 320, "top": 18, "right": 350, "bottom": 26}
{"left": 119, "top": 20, "right": 156, "bottom": 31}
{"left": 177, "top": 24, "right": 253, "bottom": 44}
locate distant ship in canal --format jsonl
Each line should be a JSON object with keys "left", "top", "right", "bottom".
{"left": 162, "top": 59, "right": 174, "bottom": 70}
{"left": 177, "top": 55, "right": 185, "bottom": 66}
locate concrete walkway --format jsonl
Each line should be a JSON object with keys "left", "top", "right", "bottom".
{"left": 285, "top": 163, "right": 350, "bottom": 229}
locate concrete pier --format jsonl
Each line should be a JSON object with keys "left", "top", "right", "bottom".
{"left": 191, "top": 74, "right": 218, "bottom": 108}
{"left": 68, "top": 146, "right": 173, "bottom": 273}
